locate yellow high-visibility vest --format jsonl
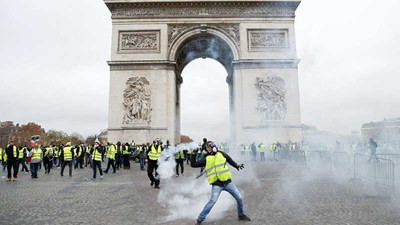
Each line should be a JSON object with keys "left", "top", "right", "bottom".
{"left": 32, "top": 148, "right": 42, "bottom": 161}
{"left": 92, "top": 147, "right": 102, "bottom": 161}
{"left": 205, "top": 152, "right": 232, "bottom": 185}
{"left": 63, "top": 147, "right": 73, "bottom": 160}
{"left": 175, "top": 150, "right": 184, "bottom": 159}
{"left": 148, "top": 145, "right": 162, "bottom": 161}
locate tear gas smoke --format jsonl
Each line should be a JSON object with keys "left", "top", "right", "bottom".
{"left": 156, "top": 142, "right": 260, "bottom": 222}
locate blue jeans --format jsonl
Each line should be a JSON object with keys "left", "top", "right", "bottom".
{"left": 139, "top": 158, "right": 145, "bottom": 170}
{"left": 198, "top": 182, "right": 244, "bottom": 222}
{"left": 31, "top": 163, "right": 39, "bottom": 177}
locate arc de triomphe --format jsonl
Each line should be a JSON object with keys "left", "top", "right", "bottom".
{"left": 105, "top": 0, "right": 302, "bottom": 145}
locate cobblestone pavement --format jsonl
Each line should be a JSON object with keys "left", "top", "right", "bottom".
{"left": 1, "top": 161, "right": 400, "bottom": 225}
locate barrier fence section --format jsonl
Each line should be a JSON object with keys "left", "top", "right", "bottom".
{"left": 276, "top": 150, "right": 306, "bottom": 166}
{"left": 305, "top": 150, "right": 351, "bottom": 175}
{"left": 353, "top": 153, "right": 395, "bottom": 189}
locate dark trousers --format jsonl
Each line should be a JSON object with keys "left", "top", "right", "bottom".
{"left": 147, "top": 160, "right": 160, "bottom": 187}
{"left": 44, "top": 159, "right": 52, "bottom": 173}
{"left": 123, "top": 155, "right": 130, "bottom": 169}
{"left": 115, "top": 154, "right": 121, "bottom": 169}
{"left": 75, "top": 157, "right": 84, "bottom": 169}
{"left": 105, "top": 159, "right": 116, "bottom": 173}
{"left": 7, "top": 160, "right": 18, "bottom": 178}
{"left": 31, "top": 162, "right": 39, "bottom": 178}
{"left": 61, "top": 161, "right": 72, "bottom": 176}
{"left": 186, "top": 155, "right": 191, "bottom": 164}
{"left": 175, "top": 159, "right": 184, "bottom": 175}
{"left": 92, "top": 160, "right": 103, "bottom": 179}
{"left": 19, "top": 159, "right": 29, "bottom": 172}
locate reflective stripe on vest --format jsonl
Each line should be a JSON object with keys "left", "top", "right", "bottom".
{"left": 107, "top": 145, "right": 116, "bottom": 160}
{"left": 13, "top": 146, "right": 17, "bottom": 158}
{"left": 92, "top": 148, "right": 102, "bottom": 161}
{"left": 19, "top": 148, "right": 25, "bottom": 159}
{"left": 148, "top": 145, "right": 161, "bottom": 161}
{"left": 32, "top": 148, "right": 42, "bottom": 161}
{"left": 63, "top": 147, "right": 73, "bottom": 160}
{"left": 259, "top": 144, "right": 265, "bottom": 152}
{"left": 123, "top": 146, "right": 130, "bottom": 155}
{"left": 205, "top": 152, "right": 232, "bottom": 185}
{"left": 175, "top": 150, "right": 184, "bottom": 159}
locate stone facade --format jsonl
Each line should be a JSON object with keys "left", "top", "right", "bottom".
{"left": 105, "top": 0, "right": 302, "bottom": 145}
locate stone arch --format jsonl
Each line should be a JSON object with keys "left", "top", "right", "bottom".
{"left": 168, "top": 26, "right": 240, "bottom": 79}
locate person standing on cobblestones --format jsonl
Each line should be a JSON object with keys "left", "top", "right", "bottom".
{"left": 104, "top": 142, "right": 116, "bottom": 174}
{"left": 92, "top": 142, "right": 104, "bottom": 180}
{"left": 60, "top": 142, "right": 74, "bottom": 177}
{"left": 146, "top": 140, "right": 162, "bottom": 189}
{"left": 5, "top": 140, "right": 19, "bottom": 181}
{"left": 19, "top": 145, "right": 29, "bottom": 172}
{"left": 29, "top": 143, "right": 43, "bottom": 179}
{"left": 191, "top": 141, "right": 250, "bottom": 225}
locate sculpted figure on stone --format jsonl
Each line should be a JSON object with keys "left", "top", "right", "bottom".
{"left": 255, "top": 75, "right": 287, "bottom": 121}
{"left": 123, "top": 76, "right": 152, "bottom": 124}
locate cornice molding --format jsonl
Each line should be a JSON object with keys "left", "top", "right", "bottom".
{"left": 105, "top": 1, "right": 300, "bottom": 19}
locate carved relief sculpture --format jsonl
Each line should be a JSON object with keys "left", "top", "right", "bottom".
{"left": 255, "top": 75, "right": 287, "bottom": 121}
{"left": 168, "top": 24, "right": 240, "bottom": 47}
{"left": 119, "top": 31, "right": 160, "bottom": 52}
{"left": 123, "top": 76, "right": 152, "bottom": 124}
{"left": 248, "top": 29, "right": 288, "bottom": 51}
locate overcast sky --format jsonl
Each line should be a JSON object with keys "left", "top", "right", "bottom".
{"left": 0, "top": 0, "right": 399, "bottom": 142}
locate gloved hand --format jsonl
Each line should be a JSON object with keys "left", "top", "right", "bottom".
{"left": 236, "top": 164, "right": 244, "bottom": 171}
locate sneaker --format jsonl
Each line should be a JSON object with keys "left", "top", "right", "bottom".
{"left": 238, "top": 215, "right": 251, "bottom": 221}
{"left": 150, "top": 181, "right": 154, "bottom": 186}
{"left": 7, "top": 178, "right": 11, "bottom": 182}
{"left": 103, "top": 171, "right": 108, "bottom": 174}
{"left": 154, "top": 185, "right": 160, "bottom": 189}
{"left": 60, "top": 174, "right": 63, "bottom": 177}
{"left": 194, "top": 219, "right": 202, "bottom": 225}
{"left": 13, "top": 178, "right": 17, "bottom": 181}
{"left": 175, "top": 174, "right": 179, "bottom": 177}
{"left": 100, "top": 176, "right": 104, "bottom": 179}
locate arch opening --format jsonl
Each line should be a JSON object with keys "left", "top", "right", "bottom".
{"left": 173, "top": 33, "right": 235, "bottom": 143}
{"left": 174, "top": 34, "right": 234, "bottom": 83}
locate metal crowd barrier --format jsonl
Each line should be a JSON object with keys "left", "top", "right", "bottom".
{"left": 353, "top": 153, "right": 395, "bottom": 189}
{"left": 305, "top": 150, "right": 351, "bottom": 175}
{"left": 275, "top": 150, "right": 306, "bottom": 166}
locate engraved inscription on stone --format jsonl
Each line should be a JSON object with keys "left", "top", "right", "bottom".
{"left": 248, "top": 29, "right": 288, "bottom": 51}
{"left": 123, "top": 76, "right": 152, "bottom": 124}
{"left": 119, "top": 31, "right": 160, "bottom": 52}
{"left": 255, "top": 75, "right": 287, "bottom": 121}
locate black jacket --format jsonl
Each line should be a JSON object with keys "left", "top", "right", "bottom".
{"left": 5, "top": 145, "right": 19, "bottom": 161}
{"left": 191, "top": 151, "right": 239, "bottom": 186}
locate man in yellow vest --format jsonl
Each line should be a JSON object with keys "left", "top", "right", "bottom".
{"left": 258, "top": 143, "right": 266, "bottom": 162}
{"left": 2, "top": 147, "right": 6, "bottom": 171}
{"left": 43, "top": 145, "right": 53, "bottom": 174}
{"left": 145, "top": 140, "right": 162, "bottom": 189}
{"left": 122, "top": 143, "right": 131, "bottom": 169}
{"left": 5, "top": 140, "right": 19, "bottom": 181}
{"left": 92, "top": 142, "right": 104, "bottom": 180}
{"left": 19, "top": 145, "right": 29, "bottom": 172}
{"left": 29, "top": 142, "right": 43, "bottom": 179}
{"left": 175, "top": 147, "right": 185, "bottom": 177}
{"left": 104, "top": 142, "right": 116, "bottom": 174}
{"left": 74, "top": 143, "right": 84, "bottom": 169}
{"left": 60, "top": 142, "right": 74, "bottom": 177}
{"left": 191, "top": 141, "right": 250, "bottom": 224}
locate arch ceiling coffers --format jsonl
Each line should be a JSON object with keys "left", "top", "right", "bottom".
{"left": 168, "top": 25, "right": 239, "bottom": 81}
